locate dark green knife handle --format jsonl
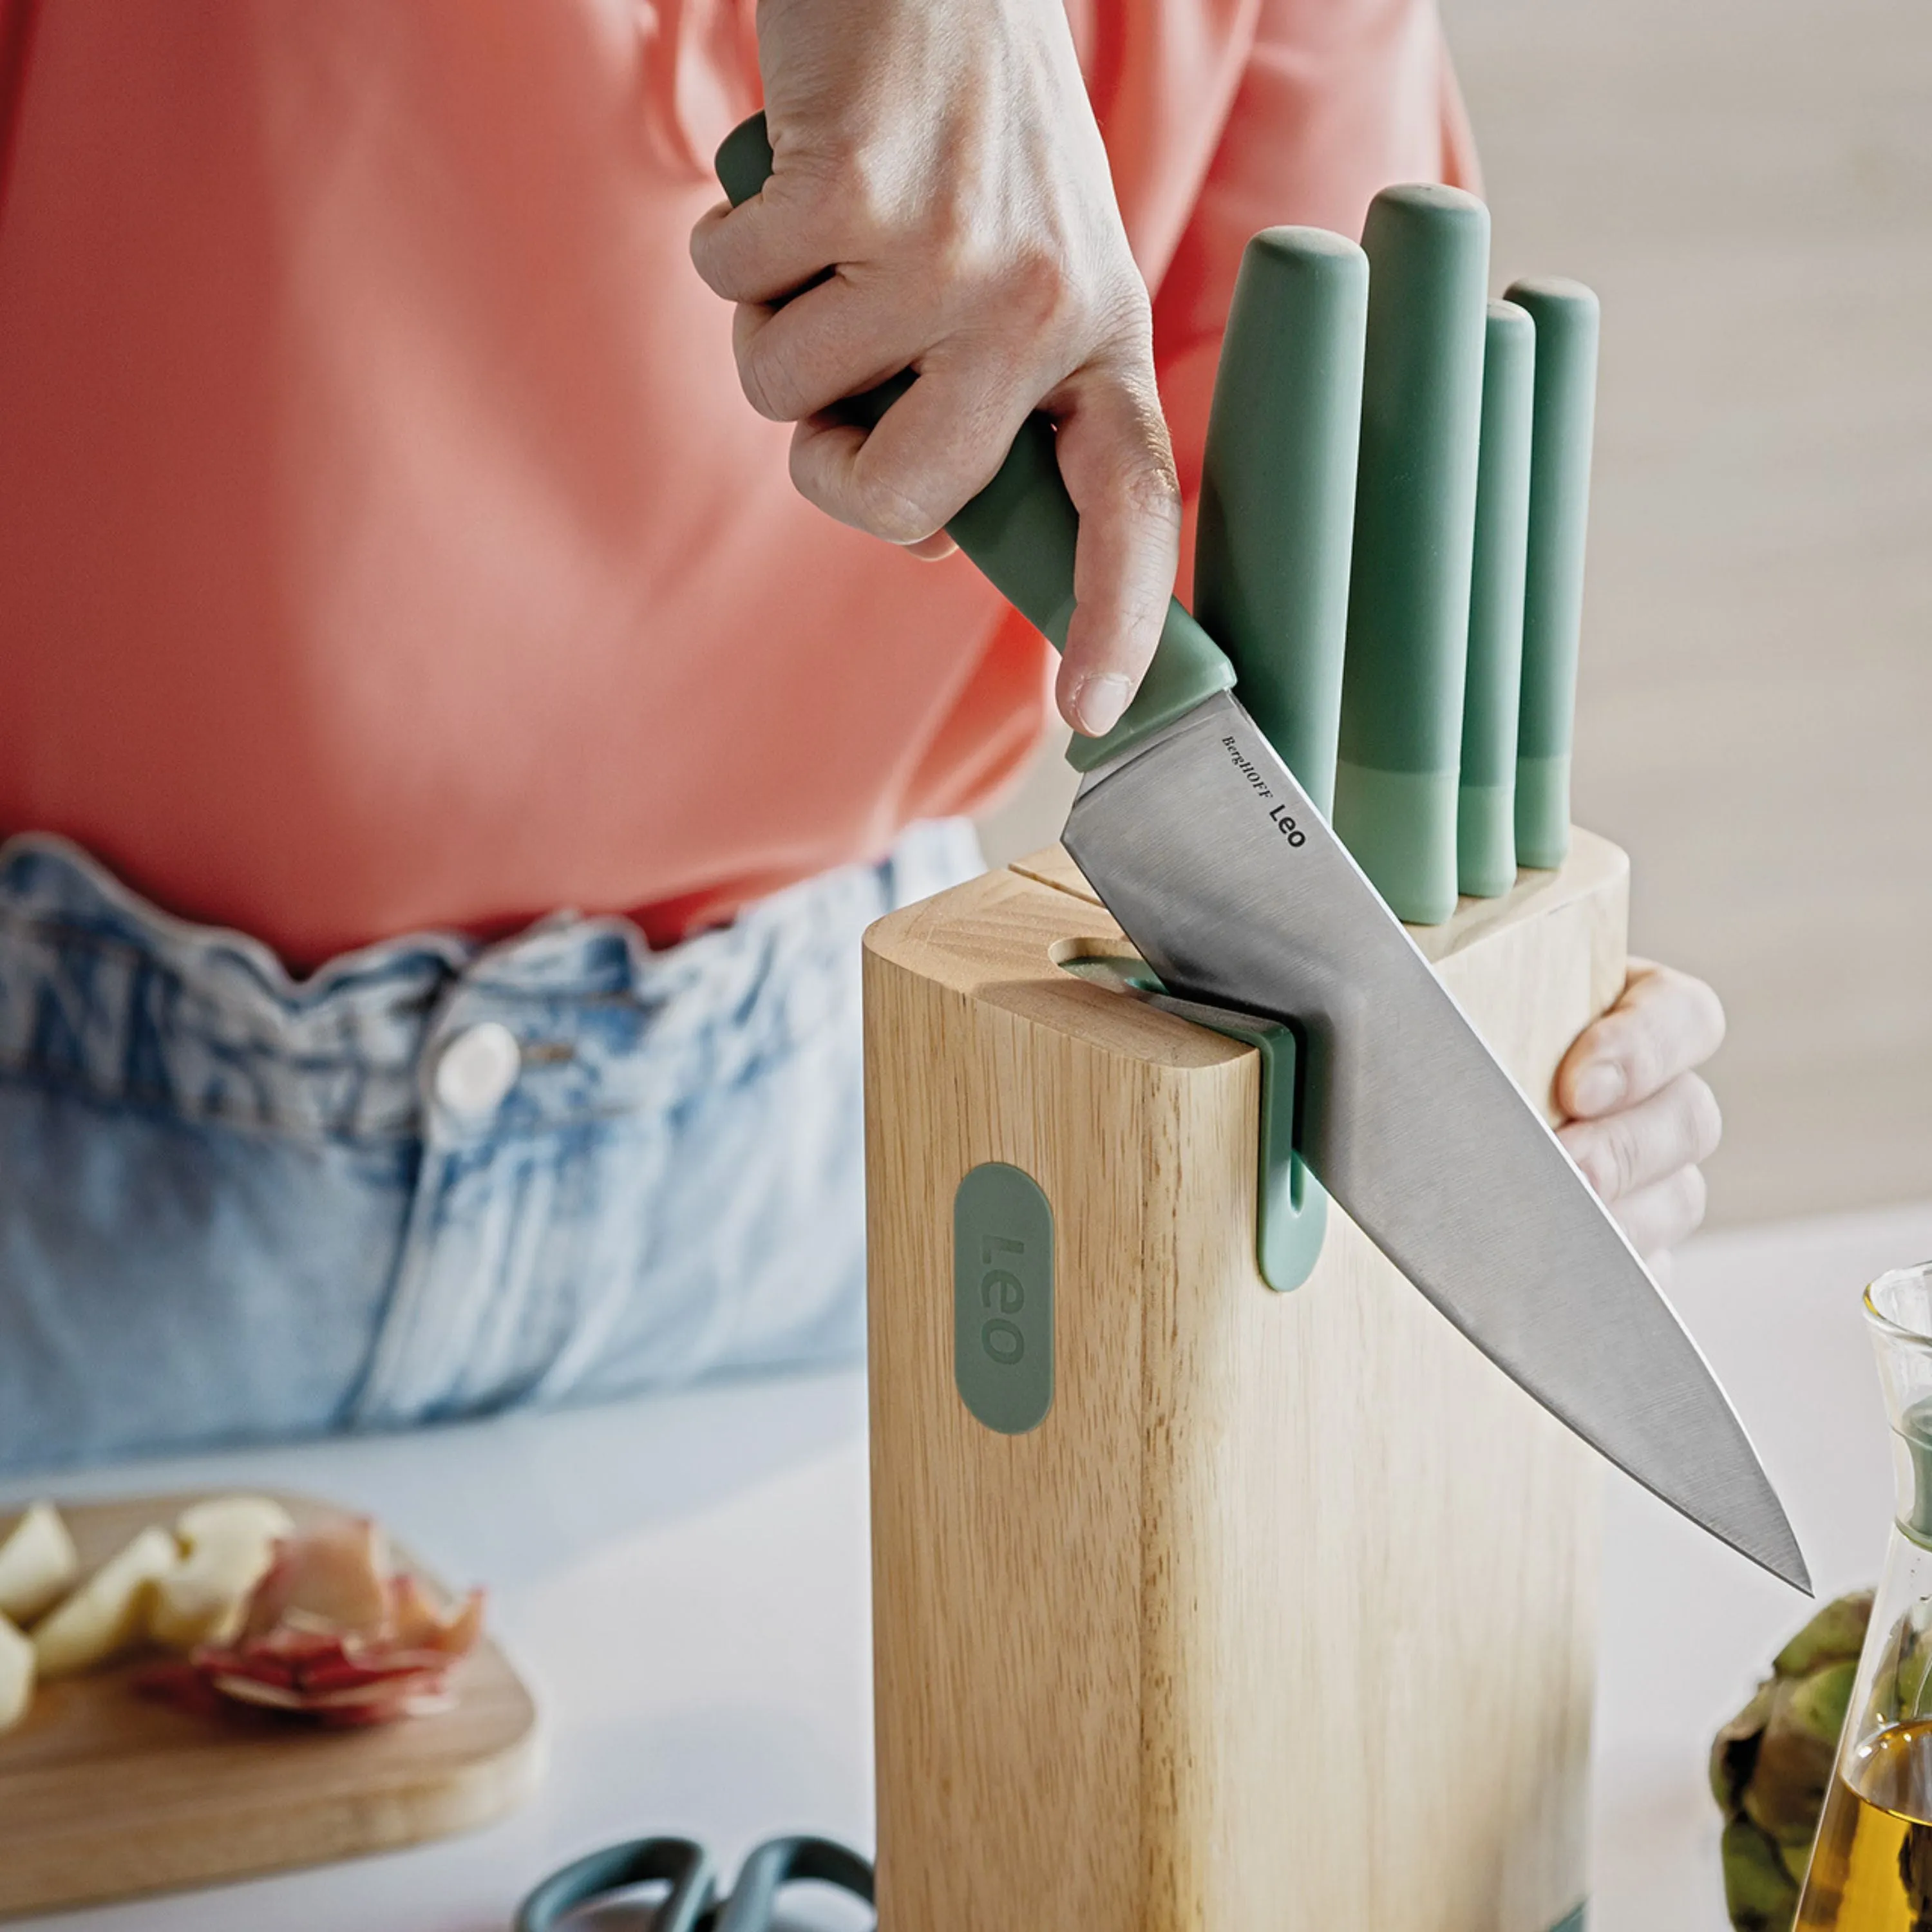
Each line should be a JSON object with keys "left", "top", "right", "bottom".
{"left": 716, "top": 112, "right": 1234, "bottom": 770}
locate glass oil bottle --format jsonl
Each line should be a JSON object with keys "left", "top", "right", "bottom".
{"left": 1797, "top": 1264, "right": 1932, "bottom": 1930}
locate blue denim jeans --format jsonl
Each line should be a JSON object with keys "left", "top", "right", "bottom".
{"left": 0, "top": 825, "right": 981, "bottom": 1473}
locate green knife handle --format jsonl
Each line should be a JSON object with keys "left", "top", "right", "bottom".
{"left": 716, "top": 111, "right": 1234, "bottom": 771}
{"left": 1195, "top": 228, "right": 1368, "bottom": 820}
{"left": 1504, "top": 277, "right": 1600, "bottom": 870}
{"left": 1457, "top": 299, "right": 1535, "bottom": 898}
{"left": 1333, "top": 184, "right": 1491, "bottom": 925}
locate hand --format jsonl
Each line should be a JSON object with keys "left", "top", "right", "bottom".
{"left": 1556, "top": 960, "right": 1726, "bottom": 1278}
{"left": 690, "top": 0, "right": 1179, "bottom": 739}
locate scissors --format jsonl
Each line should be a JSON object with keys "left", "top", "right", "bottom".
{"left": 515, "top": 1834, "right": 873, "bottom": 1931}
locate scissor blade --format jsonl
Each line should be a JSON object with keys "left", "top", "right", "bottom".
{"left": 1063, "top": 690, "right": 1807, "bottom": 1591}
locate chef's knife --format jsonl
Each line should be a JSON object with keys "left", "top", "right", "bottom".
{"left": 715, "top": 115, "right": 1808, "bottom": 1592}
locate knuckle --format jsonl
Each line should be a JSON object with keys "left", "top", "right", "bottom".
{"left": 688, "top": 227, "right": 723, "bottom": 291}
{"left": 937, "top": 232, "right": 1082, "bottom": 349}
{"left": 1675, "top": 1165, "right": 1710, "bottom": 1240}
{"left": 793, "top": 144, "right": 871, "bottom": 229}
{"left": 786, "top": 428, "right": 853, "bottom": 523}
{"left": 1003, "top": 244, "right": 1079, "bottom": 337}
{"left": 921, "top": 192, "right": 989, "bottom": 274}
{"left": 1097, "top": 281, "right": 1157, "bottom": 351}
{"left": 849, "top": 464, "right": 943, "bottom": 545}
{"left": 844, "top": 153, "right": 903, "bottom": 240}
{"left": 1693, "top": 976, "right": 1728, "bottom": 1052}
{"left": 1101, "top": 365, "right": 1182, "bottom": 520}
{"left": 1604, "top": 1013, "right": 1661, "bottom": 1103}
{"left": 1116, "top": 437, "right": 1182, "bottom": 528}
{"left": 1604, "top": 1119, "right": 1643, "bottom": 1200}
{"left": 1559, "top": 1048, "right": 1609, "bottom": 1121}
{"left": 737, "top": 340, "right": 797, "bottom": 423}
{"left": 1625, "top": 1032, "right": 1666, "bottom": 1103}
{"left": 1066, "top": 384, "right": 1179, "bottom": 533}
{"left": 688, "top": 208, "right": 740, "bottom": 292}
{"left": 1683, "top": 1076, "right": 1724, "bottom": 1163}
{"left": 1651, "top": 962, "right": 1727, "bottom": 1058}
{"left": 1565, "top": 1123, "right": 1618, "bottom": 1201}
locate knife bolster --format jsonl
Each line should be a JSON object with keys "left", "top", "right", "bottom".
{"left": 862, "top": 829, "right": 1629, "bottom": 1932}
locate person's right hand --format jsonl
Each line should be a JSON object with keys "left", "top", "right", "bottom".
{"left": 689, "top": 0, "right": 1179, "bottom": 742}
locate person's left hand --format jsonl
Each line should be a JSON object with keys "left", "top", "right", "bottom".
{"left": 1555, "top": 958, "right": 1727, "bottom": 1280}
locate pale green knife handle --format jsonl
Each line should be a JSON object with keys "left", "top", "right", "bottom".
{"left": 1195, "top": 227, "right": 1368, "bottom": 820}
{"left": 1506, "top": 276, "right": 1600, "bottom": 871}
{"left": 1333, "top": 184, "right": 1491, "bottom": 925}
{"left": 1457, "top": 299, "right": 1535, "bottom": 898}
{"left": 716, "top": 113, "right": 1234, "bottom": 772}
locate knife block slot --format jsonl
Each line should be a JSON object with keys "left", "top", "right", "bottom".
{"left": 1048, "top": 934, "right": 1150, "bottom": 971}
{"left": 862, "top": 832, "right": 1629, "bottom": 1932}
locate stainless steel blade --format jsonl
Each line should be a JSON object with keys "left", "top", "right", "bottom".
{"left": 1063, "top": 690, "right": 1808, "bottom": 1591}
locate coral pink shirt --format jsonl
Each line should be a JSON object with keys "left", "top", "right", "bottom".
{"left": 0, "top": 0, "right": 1474, "bottom": 965}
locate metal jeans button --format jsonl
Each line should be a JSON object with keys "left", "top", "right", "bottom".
{"left": 433, "top": 1021, "right": 521, "bottom": 1119}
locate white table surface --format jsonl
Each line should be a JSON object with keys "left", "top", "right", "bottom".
{"left": 6, "top": 1200, "right": 1931, "bottom": 1931}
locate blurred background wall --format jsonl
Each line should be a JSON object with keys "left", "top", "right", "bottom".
{"left": 980, "top": 0, "right": 1932, "bottom": 1227}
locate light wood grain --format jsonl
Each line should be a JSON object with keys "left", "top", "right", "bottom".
{"left": 0, "top": 1492, "right": 540, "bottom": 1919}
{"left": 863, "top": 833, "right": 1628, "bottom": 1932}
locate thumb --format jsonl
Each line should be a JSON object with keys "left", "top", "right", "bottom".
{"left": 1046, "top": 358, "right": 1182, "bottom": 737}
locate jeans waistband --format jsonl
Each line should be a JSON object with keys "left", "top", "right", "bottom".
{"left": 0, "top": 828, "right": 978, "bottom": 1144}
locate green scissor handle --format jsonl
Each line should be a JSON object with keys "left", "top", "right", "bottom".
{"left": 514, "top": 1836, "right": 717, "bottom": 1932}
{"left": 513, "top": 1833, "right": 873, "bottom": 1931}
{"left": 714, "top": 1836, "right": 876, "bottom": 1929}
{"left": 715, "top": 113, "right": 1235, "bottom": 772}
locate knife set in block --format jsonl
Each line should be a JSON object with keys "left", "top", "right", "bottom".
{"left": 713, "top": 113, "right": 1802, "bottom": 1932}
{"left": 862, "top": 837, "right": 1622, "bottom": 1931}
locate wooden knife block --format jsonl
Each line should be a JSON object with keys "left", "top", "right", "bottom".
{"left": 861, "top": 831, "right": 1630, "bottom": 1932}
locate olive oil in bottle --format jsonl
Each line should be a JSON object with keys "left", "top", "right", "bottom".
{"left": 1793, "top": 1268, "right": 1932, "bottom": 1929}
{"left": 1798, "top": 1720, "right": 1932, "bottom": 1931}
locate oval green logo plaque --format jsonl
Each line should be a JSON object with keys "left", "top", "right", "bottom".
{"left": 953, "top": 1162, "right": 1054, "bottom": 1435}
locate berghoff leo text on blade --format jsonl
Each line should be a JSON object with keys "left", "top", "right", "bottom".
{"left": 1064, "top": 690, "right": 1810, "bottom": 1594}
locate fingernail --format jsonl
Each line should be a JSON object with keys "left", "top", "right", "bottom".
{"left": 1572, "top": 1063, "right": 1626, "bottom": 1115}
{"left": 1072, "top": 674, "right": 1132, "bottom": 737}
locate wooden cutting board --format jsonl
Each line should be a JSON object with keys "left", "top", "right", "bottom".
{"left": 0, "top": 1491, "right": 540, "bottom": 1918}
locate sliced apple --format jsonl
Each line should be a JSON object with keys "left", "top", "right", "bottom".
{"left": 0, "top": 1613, "right": 32, "bottom": 1732}
{"left": 149, "top": 1536, "right": 277, "bottom": 1651}
{"left": 174, "top": 1496, "right": 295, "bottom": 1548}
{"left": 31, "top": 1526, "right": 178, "bottom": 1679}
{"left": 150, "top": 1497, "right": 296, "bottom": 1651}
{"left": 0, "top": 1502, "right": 80, "bottom": 1626}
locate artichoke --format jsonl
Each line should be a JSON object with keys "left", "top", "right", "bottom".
{"left": 1710, "top": 1589, "right": 1873, "bottom": 1931}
